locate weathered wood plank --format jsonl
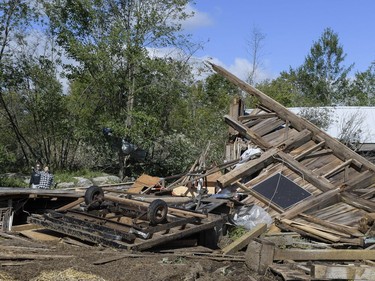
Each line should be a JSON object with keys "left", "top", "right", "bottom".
{"left": 323, "top": 159, "right": 353, "bottom": 178}
{"left": 245, "top": 238, "right": 275, "bottom": 275}
{"left": 294, "top": 141, "right": 325, "bottom": 161}
{"left": 239, "top": 113, "right": 277, "bottom": 121}
{"left": 264, "top": 128, "right": 299, "bottom": 147}
{"left": 274, "top": 249, "right": 375, "bottom": 261}
{"left": 343, "top": 170, "right": 375, "bottom": 191}
{"left": 280, "top": 219, "right": 341, "bottom": 242}
{"left": 224, "top": 115, "right": 271, "bottom": 149}
{"left": 312, "top": 264, "right": 375, "bottom": 280}
{"left": 221, "top": 223, "right": 267, "bottom": 255}
{"left": 298, "top": 213, "right": 364, "bottom": 237}
{"left": 0, "top": 253, "right": 74, "bottom": 260}
{"left": 277, "top": 129, "right": 312, "bottom": 153}
{"left": 250, "top": 117, "right": 284, "bottom": 137}
{"left": 340, "top": 192, "right": 375, "bottom": 213}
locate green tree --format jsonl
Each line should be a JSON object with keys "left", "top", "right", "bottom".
{"left": 255, "top": 73, "right": 300, "bottom": 107}
{"left": 45, "top": 0, "right": 197, "bottom": 178}
{"left": 168, "top": 73, "right": 241, "bottom": 170}
{"left": 348, "top": 64, "right": 375, "bottom": 105}
{"left": 286, "top": 28, "right": 353, "bottom": 106}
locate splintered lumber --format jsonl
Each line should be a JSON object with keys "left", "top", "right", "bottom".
{"left": 127, "top": 174, "right": 161, "bottom": 194}
{"left": 217, "top": 147, "right": 278, "bottom": 188}
{"left": 279, "top": 219, "right": 341, "bottom": 242}
{"left": 298, "top": 213, "right": 364, "bottom": 237}
{"left": 312, "top": 264, "right": 375, "bottom": 280}
{"left": 209, "top": 62, "right": 375, "bottom": 172}
{"left": 274, "top": 249, "right": 375, "bottom": 261}
{"left": 221, "top": 223, "right": 267, "bottom": 255}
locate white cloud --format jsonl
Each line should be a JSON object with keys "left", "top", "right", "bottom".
{"left": 182, "top": 4, "right": 213, "bottom": 31}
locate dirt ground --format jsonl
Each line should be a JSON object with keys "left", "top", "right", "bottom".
{"left": 0, "top": 232, "right": 280, "bottom": 281}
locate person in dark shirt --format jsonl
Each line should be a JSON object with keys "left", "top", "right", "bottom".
{"left": 29, "top": 163, "right": 41, "bottom": 188}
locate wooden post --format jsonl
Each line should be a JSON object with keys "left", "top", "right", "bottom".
{"left": 245, "top": 238, "right": 275, "bottom": 274}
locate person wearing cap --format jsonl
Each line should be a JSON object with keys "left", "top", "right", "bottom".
{"left": 39, "top": 166, "right": 54, "bottom": 189}
{"left": 29, "top": 163, "right": 42, "bottom": 188}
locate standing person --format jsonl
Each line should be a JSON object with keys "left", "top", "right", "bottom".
{"left": 29, "top": 163, "right": 42, "bottom": 189}
{"left": 39, "top": 166, "right": 54, "bottom": 189}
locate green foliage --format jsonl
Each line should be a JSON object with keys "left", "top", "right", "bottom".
{"left": 43, "top": 0, "right": 197, "bottom": 178}
{"left": 0, "top": 142, "right": 17, "bottom": 173}
{"left": 256, "top": 75, "right": 300, "bottom": 107}
{"left": 228, "top": 226, "right": 247, "bottom": 240}
{"left": 348, "top": 64, "right": 375, "bottom": 105}
{"left": 283, "top": 28, "right": 353, "bottom": 106}
{"left": 0, "top": 175, "right": 26, "bottom": 188}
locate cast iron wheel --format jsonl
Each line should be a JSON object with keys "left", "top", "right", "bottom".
{"left": 147, "top": 199, "right": 168, "bottom": 225}
{"left": 84, "top": 185, "right": 104, "bottom": 205}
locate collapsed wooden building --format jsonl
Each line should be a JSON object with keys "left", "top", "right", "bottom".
{"left": 209, "top": 62, "right": 375, "bottom": 280}
{"left": 1, "top": 63, "right": 375, "bottom": 280}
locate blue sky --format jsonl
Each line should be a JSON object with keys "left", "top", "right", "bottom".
{"left": 184, "top": 1, "right": 375, "bottom": 81}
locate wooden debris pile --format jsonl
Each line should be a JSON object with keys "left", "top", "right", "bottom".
{"left": 208, "top": 62, "right": 375, "bottom": 280}
{"left": 1, "top": 62, "right": 375, "bottom": 280}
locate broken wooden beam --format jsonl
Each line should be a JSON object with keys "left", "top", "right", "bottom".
{"left": 221, "top": 223, "right": 267, "bottom": 256}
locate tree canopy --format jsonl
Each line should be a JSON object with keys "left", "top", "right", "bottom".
{"left": 1, "top": 1, "right": 375, "bottom": 178}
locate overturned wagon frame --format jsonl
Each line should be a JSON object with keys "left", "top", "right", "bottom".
{"left": 28, "top": 186, "right": 226, "bottom": 251}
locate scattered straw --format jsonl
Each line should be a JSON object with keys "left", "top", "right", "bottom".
{"left": 0, "top": 271, "right": 16, "bottom": 281}
{"left": 30, "top": 268, "right": 106, "bottom": 281}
